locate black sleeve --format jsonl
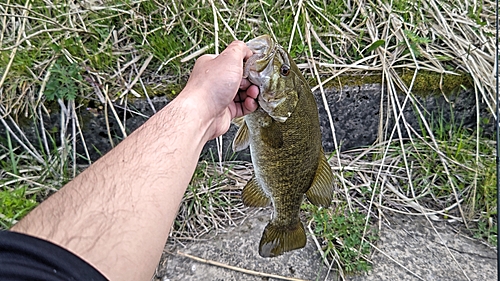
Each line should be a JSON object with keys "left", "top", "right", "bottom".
{"left": 0, "top": 230, "right": 108, "bottom": 281}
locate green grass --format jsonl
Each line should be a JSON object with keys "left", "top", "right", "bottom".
{"left": 0, "top": 137, "right": 39, "bottom": 228}
{"left": 0, "top": 122, "right": 76, "bottom": 229}
{"left": 420, "top": 111, "right": 497, "bottom": 243}
{"left": 347, "top": 107, "right": 497, "bottom": 245}
{"left": 1, "top": 0, "right": 495, "bottom": 120}
{"left": 303, "top": 203, "right": 378, "bottom": 274}
{"left": 0, "top": 186, "right": 38, "bottom": 229}
{"left": 44, "top": 58, "right": 84, "bottom": 101}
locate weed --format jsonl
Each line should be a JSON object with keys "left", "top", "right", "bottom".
{"left": 304, "top": 203, "right": 378, "bottom": 274}
{"left": 401, "top": 30, "right": 431, "bottom": 58}
{"left": 472, "top": 219, "right": 497, "bottom": 245}
{"left": 170, "top": 161, "right": 250, "bottom": 240}
{"left": 45, "top": 58, "right": 83, "bottom": 101}
{"left": 398, "top": 106, "right": 497, "bottom": 244}
{"left": 0, "top": 186, "right": 38, "bottom": 229}
{"left": 0, "top": 118, "right": 79, "bottom": 231}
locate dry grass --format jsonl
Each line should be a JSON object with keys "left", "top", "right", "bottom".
{"left": 169, "top": 161, "right": 253, "bottom": 242}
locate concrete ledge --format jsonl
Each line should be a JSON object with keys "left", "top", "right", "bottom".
{"left": 156, "top": 212, "right": 497, "bottom": 281}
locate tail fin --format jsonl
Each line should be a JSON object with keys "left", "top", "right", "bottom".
{"left": 258, "top": 221, "right": 306, "bottom": 257}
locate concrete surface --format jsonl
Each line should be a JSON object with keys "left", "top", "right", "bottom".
{"left": 349, "top": 214, "right": 497, "bottom": 281}
{"left": 156, "top": 212, "right": 497, "bottom": 281}
{"left": 157, "top": 212, "right": 334, "bottom": 281}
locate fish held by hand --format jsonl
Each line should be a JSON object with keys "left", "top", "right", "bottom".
{"left": 233, "top": 34, "right": 335, "bottom": 258}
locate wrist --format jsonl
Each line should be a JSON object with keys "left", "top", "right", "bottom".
{"left": 158, "top": 92, "right": 214, "bottom": 144}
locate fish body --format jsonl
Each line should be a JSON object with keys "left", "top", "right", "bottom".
{"left": 233, "top": 35, "right": 334, "bottom": 257}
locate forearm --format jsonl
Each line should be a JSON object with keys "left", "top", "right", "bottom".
{"left": 10, "top": 39, "right": 258, "bottom": 280}
{"left": 12, "top": 95, "right": 210, "bottom": 280}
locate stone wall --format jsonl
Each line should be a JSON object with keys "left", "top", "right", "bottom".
{"left": 1, "top": 84, "right": 493, "bottom": 163}
{"left": 204, "top": 85, "right": 493, "bottom": 161}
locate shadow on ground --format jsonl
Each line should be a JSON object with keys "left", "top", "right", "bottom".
{"left": 156, "top": 212, "right": 496, "bottom": 281}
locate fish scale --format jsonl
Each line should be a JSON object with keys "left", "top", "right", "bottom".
{"left": 232, "top": 34, "right": 335, "bottom": 257}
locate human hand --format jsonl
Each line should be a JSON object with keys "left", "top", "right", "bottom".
{"left": 179, "top": 40, "right": 259, "bottom": 140}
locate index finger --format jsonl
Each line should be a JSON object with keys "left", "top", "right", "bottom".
{"left": 221, "top": 40, "right": 254, "bottom": 61}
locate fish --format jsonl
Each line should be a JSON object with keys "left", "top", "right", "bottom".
{"left": 232, "top": 34, "right": 335, "bottom": 257}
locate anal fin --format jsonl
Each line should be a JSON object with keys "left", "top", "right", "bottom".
{"left": 242, "top": 177, "right": 271, "bottom": 207}
{"left": 259, "top": 221, "right": 306, "bottom": 257}
{"left": 306, "top": 150, "right": 334, "bottom": 207}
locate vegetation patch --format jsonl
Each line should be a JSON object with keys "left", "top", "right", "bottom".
{"left": 319, "top": 70, "right": 472, "bottom": 96}
{"left": 170, "top": 161, "right": 252, "bottom": 241}
{"left": 44, "top": 58, "right": 84, "bottom": 101}
{"left": 0, "top": 186, "right": 37, "bottom": 229}
{"left": 304, "top": 204, "right": 378, "bottom": 274}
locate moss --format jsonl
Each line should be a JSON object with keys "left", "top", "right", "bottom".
{"left": 125, "top": 69, "right": 472, "bottom": 102}
{"left": 312, "top": 70, "right": 472, "bottom": 97}
{"left": 400, "top": 69, "right": 473, "bottom": 96}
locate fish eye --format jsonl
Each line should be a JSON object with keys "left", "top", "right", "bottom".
{"left": 280, "top": 64, "right": 290, "bottom": 76}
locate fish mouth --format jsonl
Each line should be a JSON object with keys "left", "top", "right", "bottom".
{"left": 245, "top": 35, "right": 277, "bottom": 80}
{"left": 245, "top": 35, "right": 292, "bottom": 123}
{"left": 259, "top": 94, "right": 284, "bottom": 109}
{"left": 246, "top": 35, "right": 275, "bottom": 62}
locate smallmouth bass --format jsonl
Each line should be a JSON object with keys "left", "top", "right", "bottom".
{"left": 233, "top": 35, "right": 335, "bottom": 257}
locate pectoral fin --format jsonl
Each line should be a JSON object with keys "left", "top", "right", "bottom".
{"left": 242, "top": 177, "right": 271, "bottom": 207}
{"left": 306, "top": 151, "right": 334, "bottom": 207}
{"left": 259, "top": 221, "right": 306, "bottom": 257}
{"left": 232, "top": 117, "right": 245, "bottom": 127}
{"left": 232, "top": 121, "right": 250, "bottom": 152}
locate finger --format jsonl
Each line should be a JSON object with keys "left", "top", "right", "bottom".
{"left": 238, "top": 83, "right": 259, "bottom": 99}
{"left": 220, "top": 40, "right": 253, "bottom": 62}
{"left": 234, "top": 90, "right": 244, "bottom": 102}
{"left": 245, "top": 85, "right": 259, "bottom": 99}
{"left": 234, "top": 86, "right": 257, "bottom": 102}
{"left": 243, "top": 97, "right": 258, "bottom": 114}
{"left": 240, "top": 78, "right": 251, "bottom": 90}
{"left": 232, "top": 95, "right": 258, "bottom": 117}
{"left": 230, "top": 40, "right": 253, "bottom": 60}
{"left": 243, "top": 46, "right": 254, "bottom": 61}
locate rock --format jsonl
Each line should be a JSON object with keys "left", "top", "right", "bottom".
{"left": 348, "top": 214, "right": 497, "bottom": 281}
{"left": 203, "top": 85, "right": 493, "bottom": 161}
